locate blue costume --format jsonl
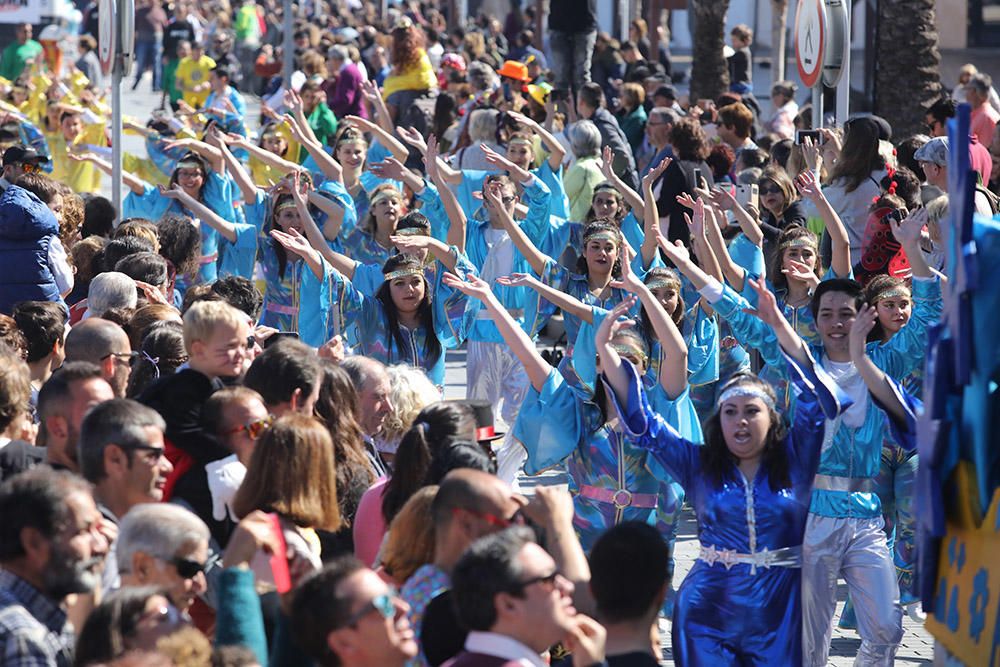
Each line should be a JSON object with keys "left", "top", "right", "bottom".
{"left": 297, "top": 250, "right": 480, "bottom": 387}
{"left": 607, "top": 350, "right": 847, "bottom": 666}
{"left": 708, "top": 277, "right": 939, "bottom": 665}
{"left": 122, "top": 170, "right": 242, "bottom": 286}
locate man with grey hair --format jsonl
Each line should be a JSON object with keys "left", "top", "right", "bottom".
{"left": 78, "top": 398, "right": 172, "bottom": 524}
{"left": 639, "top": 106, "right": 678, "bottom": 177}
{"left": 64, "top": 318, "right": 134, "bottom": 397}
{"left": 342, "top": 356, "right": 393, "bottom": 477}
{"left": 115, "top": 502, "right": 210, "bottom": 615}
{"left": 914, "top": 136, "right": 996, "bottom": 216}
{"left": 0, "top": 467, "right": 109, "bottom": 665}
{"left": 324, "top": 43, "right": 366, "bottom": 119}
{"left": 85, "top": 271, "right": 138, "bottom": 318}
{"left": 966, "top": 72, "right": 1000, "bottom": 146}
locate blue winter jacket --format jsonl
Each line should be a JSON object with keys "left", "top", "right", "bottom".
{"left": 0, "top": 185, "right": 62, "bottom": 314}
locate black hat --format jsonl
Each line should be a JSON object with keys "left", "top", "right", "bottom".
{"left": 456, "top": 399, "right": 505, "bottom": 443}
{"left": 2, "top": 145, "right": 46, "bottom": 167}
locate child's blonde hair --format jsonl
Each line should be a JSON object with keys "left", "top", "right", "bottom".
{"left": 182, "top": 300, "right": 246, "bottom": 352}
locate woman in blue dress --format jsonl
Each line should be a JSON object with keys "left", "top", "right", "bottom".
{"left": 598, "top": 271, "right": 916, "bottom": 665}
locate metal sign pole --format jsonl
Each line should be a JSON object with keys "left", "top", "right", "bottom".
{"left": 813, "top": 85, "right": 822, "bottom": 129}
{"left": 835, "top": 21, "right": 850, "bottom": 126}
{"left": 282, "top": 0, "right": 293, "bottom": 89}
{"left": 111, "top": 0, "right": 123, "bottom": 221}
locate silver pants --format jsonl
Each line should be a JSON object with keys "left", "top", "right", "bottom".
{"left": 802, "top": 514, "right": 903, "bottom": 666}
{"left": 466, "top": 340, "right": 530, "bottom": 487}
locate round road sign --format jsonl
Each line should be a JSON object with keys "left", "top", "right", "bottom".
{"left": 822, "top": 0, "right": 849, "bottom": 87}
{"left": 98, "top": 0, "right": 116, "bottom": 70}
{"left": 795, "top": 0, "right": 826, "bottom": 88}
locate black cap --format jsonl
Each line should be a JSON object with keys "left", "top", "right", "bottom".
{"left": 653, "top": 85, "right": 678, "bottom": 101}
{"left": 2, "top": 145, "right": 46, "bottom": 167}
{"left": 452, "top": 399, "right": 505, "bottom": 443}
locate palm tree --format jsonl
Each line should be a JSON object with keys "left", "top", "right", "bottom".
{"left": 873, "top": 0, "right": 942, "bottom": 138}
{"left": 689, "top": 0, "right": 730, "bottom": 102}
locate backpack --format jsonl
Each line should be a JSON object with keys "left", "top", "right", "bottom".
{"left": 975, "top": 184, "right": 1000, "bottom": 215}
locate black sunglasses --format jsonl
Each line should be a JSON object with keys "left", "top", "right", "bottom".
{"left": 170, "top": 556, "right": 208, "bottom": 579}
{"left": 512, "top": 570, "right": 560, "bottom": 593}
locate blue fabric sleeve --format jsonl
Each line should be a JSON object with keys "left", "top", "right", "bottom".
{"left": 603, "top": 361, "right": 700, "bottom": 489}
{"left": 647, "top": 383, "right": 704, "bottom": 444}
{"left": 536, "top": 160, "right": 570, "bottom": 220}
{"left": 431, "top": 247, "right": 482, "bottom": 348}
{"left": 214, "top": 568, "right": 268, "bottom": 666}
{"left": 712, "top": 283, "right": 785, "bottom": 375}
{"left": 729, "top": 233, "right": 765, "bottom": 279}
{"left": 512, "top": 369, "right": 586, "bottom": 475}
{"left": 217, "top": 223, "right": 258, "bottom": 279}
{"left": 685, "top": 305, "right": 720, "bottom": 387}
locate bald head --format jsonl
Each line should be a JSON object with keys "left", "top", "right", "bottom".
{"left": 64, "top": 319, "right": 132, "bottom": 397}
{"left": 341, "top": 356, "right": 392, "bottom": 436}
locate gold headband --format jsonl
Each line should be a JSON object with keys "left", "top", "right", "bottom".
{"left": 612, "top": 343, "right": 648, "bottom": 366}
{"left": 586, "top": 231, "right": 620, "bottom": 246}
{"left": 274, "top": 200, "right": 297, "bottom": 213}
{"left": 779, "top": 237, "right": 818, "bottom": 252}
{"left": 646, "top": 277, "right": 681, "bottom": 292}
{"left": 394, "top": 226, "right": 427, "bottom": 236}
{"left": 873, "top": 287, "right": 910, "bottom": 302}
{"left": 370, "top": 189, "right": 401, "bottom": 208}
{"left": 384, "top": 267, "right": 423, "bottom": 281}
{"left": 176, "top": 161, "right": 202, "bottom": 171}
{"left": 508, "top": 137, "right": 533, "bottom": 148}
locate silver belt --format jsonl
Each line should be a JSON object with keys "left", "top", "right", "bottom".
{"left": 476, "top": 307, "right": 525, "bottom": 320}
{"left": 698, "top": 543, "right": 802, "bottom": 573}
{"left": 812, "top": 474, "right": 876, "bottom": 493}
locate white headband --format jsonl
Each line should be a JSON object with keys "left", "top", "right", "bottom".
{"left": 716, "top": 384, "right": 775, "bottom": 410}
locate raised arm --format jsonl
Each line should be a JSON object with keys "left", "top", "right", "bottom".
{"left": 282, "top": 106, "right": 344, "bottom": 183}
{"left": 389, "top": 234, "right": 461, "bottom": 272}
{"left": 68, "top": 152, "right": 146, "bottom": 194}
{"left": 271, "top": 227, "right": 325, "bottom": 280}
{"left": 599, "top": 145, "right": 643, "bottom": 213}
{"left": 702, "top": 195, "right": 748, "bottom": 292}
{"left": 594, "top": 298, "right": 641, "bottom": 407}
{"left": 159, "top": 184, "right": 238, "bottom": 243}
{"left": 715, "top": 185, "right": 764, "bottom": 248}
{"left": 345, "top": 114, "right": 409, "bottom": 163}
{"left": 485, "top": 179, "right": 549, "bottom": 275}
{"left": 507, "top": 109, "right": 567, "bottom": 172}
{"left": 641, "top": 157, "right": 672, "bottom": 267}
{"left": 442, "top": 273, "right": 551, "bottom": 392}
{"left": 891, "top": 208, "right": 933, "bottom": 279}
{"left": 849, "top": 304, "right": 911, "bottom": 425}
{"left": 425, "top": 135, "right": 466, "bottom": 253}
{"left": 361, "top": 80, "right": 405, "bottom": 145}
{"left": 164, "top": 137, "right": 224, "bottom": 174}
{"left": 795, "top": 169, "right": 850, "bottom": 278}
{"left": 225, "top": 131, "right": 302, "bottom": 178}
{"left": 613, "top": 250, "right": 687, "bottom": 399}
{"left": 397, "top": 125, "right": 463, "bottom": 184}
{"left": 496, "top": 273, "right": 594, "bottom": 324}
{"left": 744, "top": 277, "right": 809, "bottom": 367}
{"left": 210, "top": 128, "right": 258, "bottom": 203}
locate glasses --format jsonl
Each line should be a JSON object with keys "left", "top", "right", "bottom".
{"left": 335, "top": 592, "right": 397, "bottom": 629}
{"left": 453, "top": 507, "right": 523, "bottom": 529}
{"left": 224, "top": 415, "right": 273, "bottom": 439}
{"left": 170, "top": 556, "right": 208, "bottom": 579}
{"left": 758, "top": 184, "right": 782, "bottom": 196}
{"left": 102, "top": 351, "right": 141, "bottom": 365}
{"left": 512, "top": 570, "right": 561, "bottom": 593}
{"left": 176, "top": 169, "right": 204, "bottom": 179}
{"left": 138, "top": 602, "right": 182, "bottom": 628}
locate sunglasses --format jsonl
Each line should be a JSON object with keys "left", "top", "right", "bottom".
{"left": 102, "top": 351, "right": 141, "bottom": 366}
{"left": 335, "top": 592, "right": 396, "bottom": 629}
{"left": 758, "top": 184, "right": 782, "bottom": 196}
{"left": 453, "top": 507, "right": 524, "bottom": 529}
{"left": 512, "top": 570, "right": 561, "bottom": 593}
{"left": 225, "top": 415, "right": 273, "bottom": 440}
{"left": 170, "top": 556, "right": 208, "bottom": 580}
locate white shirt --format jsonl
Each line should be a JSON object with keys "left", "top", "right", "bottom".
{"left": 463, "top": 631, "right": 547, "bottom": 667}
{"left": 481, "top": 227, "right": 514, "bottom": 284}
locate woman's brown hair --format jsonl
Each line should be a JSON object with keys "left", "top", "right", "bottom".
{"left": 233, "top": 414, "right": 342, "bottom": 531}
{"left": 668, "top": 117, "right": 711, "bottom": 162}
{"left": 381, "top": 485, "right": 439, "bottom": 584}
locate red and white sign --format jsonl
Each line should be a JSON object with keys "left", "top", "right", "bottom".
{"left": 98, "top": 0, "right": 114, "bottom": 69}
{"left": 795, "top": 0, "right": 826, "bottom": 88}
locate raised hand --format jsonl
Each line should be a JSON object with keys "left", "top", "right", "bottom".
{"left": 496, "top": 272, "right": 537, "bottom": 288}
{"left": 595, "top": 296, "right": 639, "bottom": 351}
{"left": 781, "top": 259, "right": 820, "bottom": 289}
{"left": 794, "top": 169, "right": 824, "bottom": 203}
{"left": 270, "top": 227, "right": 313, "bottom": 258}
{"left": 599, "top": 145, "right": 615, "bottom": 180}
{"left": 890, "top": 207, "right": 925, "bottom": 249}
{"left": 389, "top": 234, "right": 432, "bottom": 252}
{"left": 684, "top": 200, "right": 706, "bottom": 239}
{"left": 442, "top": 272, "right": 494, "bottom": 302}
{"left": 368, "top": 157, "right": 408, "bottom": 182}
{"left": 656, "top": 233, "right": 692, "bottom": 266}
{"left": 158, "top": 183, "right": 191, "bottom": 201}
{"left": 398, "top": 125, "right": 428, "bottom": 154}
{"left": 480, "top": 142, "right": 516, "bottom": 172}
{"left": 643, "top": 156, "right": 672, "bottom": 189}
{"left": 849, "top": 303, "right": 878, "bottom": 358}
{"left": 318, "top": 335, "right": 345, "bottom": 363}
{"left": 675, "top": 191, "right": 698, "bottom": 210}
{"left": 134, "top": 280, "right": 170, "bottom": 305}
{"left": 800, "top": 135, "right": 822, "bottom": 172}
{"left": 283, "top": 88, "right": 303, "bottom": 115}
{"left": 609, "top": 243, "right": 643, "bottom": 293}
{"left": 424, "top": 134, "right": 441, "bottom": 182}
{"left": 505, "top": 109, "right": 538, "bottom": 131}
{"left": 360, "top": 79, "right": 382, "bottom": 105}
{"left": 742, "top": 277, "right": 784, "bottom": 328}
